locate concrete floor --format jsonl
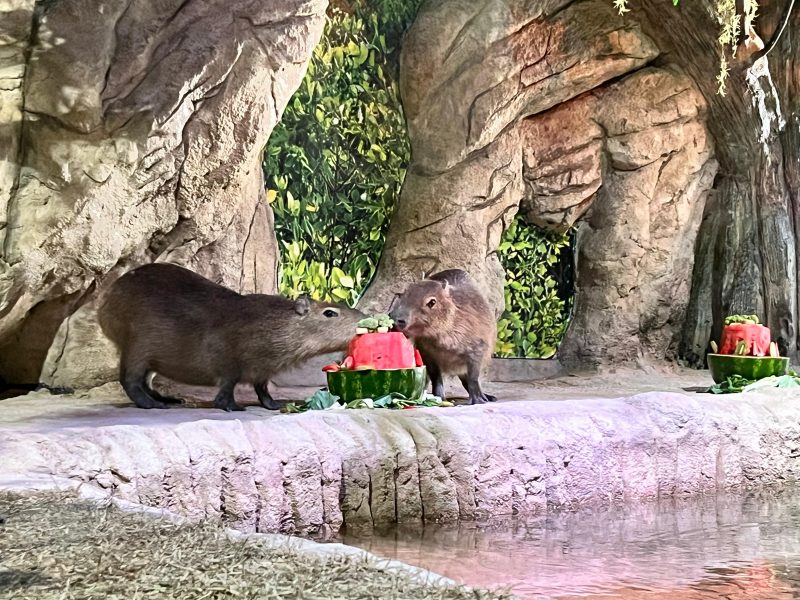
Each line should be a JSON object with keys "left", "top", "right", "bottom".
{"left": 0, "top": 365, "right": 714, "bottom": 432}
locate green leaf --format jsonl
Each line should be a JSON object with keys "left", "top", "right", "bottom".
{"left": 305, "top": 389, "right": 340, "bottom": 410}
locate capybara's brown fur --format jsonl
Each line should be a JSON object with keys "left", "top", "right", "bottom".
{"left": 389, "top": 269, "right": 497, "bottom": 404}
{"left": 98, "top": 263, "right": 365, "bottom": 411}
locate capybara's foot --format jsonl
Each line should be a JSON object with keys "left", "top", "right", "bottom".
{"left": 122, "top": 379, "right": 167, "bottom": 409}
{"left": 485, "top": 393, "right": 498, "bottom": 403}
{"left": 150, "top": 390, "right": 183, "bottom": 405}
{"left": 213, "top": 396, "right": 245, "bottom": 412}
{"left": 468, "top": 394, "right": 488, "bottom": 405}
{"left": 213, "top": 382, "right": 243, "bottom": 412}
{"left": 254, "top": 382, "right": 281, "bottom": 410}
{"left": 136, "top": 396, "right": 167, "bottom": 409}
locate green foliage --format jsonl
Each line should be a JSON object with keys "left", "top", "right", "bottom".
{"left": 359, "top": 0, "right": 424, "bottom": 58}
{"left": 263, "top": 9, "right": 411, "bottom": 305}
{"left": 708, "top": 372, "right": 800, "bottom": 393}
{"left": 494, "top": 220, "right": 573, "bottom": 359}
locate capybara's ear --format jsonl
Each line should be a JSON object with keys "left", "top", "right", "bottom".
{"left": 438, "top": 278, "right": 449, "bottom": 292}
{"left": 294, "top": 295, "right": 311, "bottom": 315}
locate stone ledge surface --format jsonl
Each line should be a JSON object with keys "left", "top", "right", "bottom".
{"left": 2, "top": 380, "right": 799, "bottom": 536}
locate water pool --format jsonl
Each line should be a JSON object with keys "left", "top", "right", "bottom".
{"left": 339, "top": 488, "right": 800, "bottom": 599}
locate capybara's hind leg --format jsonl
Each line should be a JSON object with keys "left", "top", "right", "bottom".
{"left": 460, "top": 376, "right": 497, "bottom": 403}
{"left": 213, "top": 380, "right": 244, "bottom": 412}
{"left": 120, "top": 365, "right": 167, "bottom": 409}
{"left": 459, "top": 375, "right": 493, "bottom": 403}
{"left": 145, "top": 373, "right": 183, "bottom": 405}
{"left": 254, "top": 382, "right": 281, "bottom": 410}
{"left": 463, "top": 359, "right": 489, "bottom": 405}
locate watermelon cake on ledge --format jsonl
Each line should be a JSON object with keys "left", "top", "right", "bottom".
{"left": 707, "top": 314, "right": 789, "bottom": 384}
{"left": 322, "top": 314, "right": 427, "bottom": 402}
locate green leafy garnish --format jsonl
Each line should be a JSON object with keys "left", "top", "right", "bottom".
{"left": 282, "top": 390, "right": 449, "bottom": 412}
{"left": 708, "top": 374, "right": 754, "bottom": 393}
{"left": 357, "top": 317, "right": 379, "bottom": 330}
{"left": 724, "top": 314, "right": 760, "bottom": 325}
{"left": 356, "top": 314, "right": 395, "bottom": 333}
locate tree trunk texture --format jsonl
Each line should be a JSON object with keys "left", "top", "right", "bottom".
{"left": 362, "top": 0, "right": 798, "bottom": 368}
{"left": 634, "top": 0, "right": 800, "bottom": 364}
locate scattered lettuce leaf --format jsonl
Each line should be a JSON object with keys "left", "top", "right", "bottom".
{"left": 708, "top": 374, "right": 753, "bottom": 394}
{"left": 743, "top": 375, "right": 800, "bottom": 392}
{"left": 306, "top": 389, "right": 340, "bottom": 410}
{"left": 709, "top": 373, "right": 800, "bottom": 394}
{"left": 283, "top": 389, "right": 450, "bottom": 413}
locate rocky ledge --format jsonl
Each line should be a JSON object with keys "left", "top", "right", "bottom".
{"left": 1, "top": 383, "right": 799, "bottom": 537}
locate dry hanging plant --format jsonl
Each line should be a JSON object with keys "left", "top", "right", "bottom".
{"left": 612, "top": 0, "right": 763, "bottom": 95}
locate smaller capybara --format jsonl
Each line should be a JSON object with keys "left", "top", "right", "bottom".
{"left": 389, "top": 269, "right": 497, "bottom": 405}
{"left": 98, "top": 263, "right": 365, "bottom": 411}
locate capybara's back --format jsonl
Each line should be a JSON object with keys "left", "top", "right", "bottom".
{"left": 99, "top": 263, "right": 241, "bottom": 387}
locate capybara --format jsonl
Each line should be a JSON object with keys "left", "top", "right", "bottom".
{"left": 389, "top": 269, "right": 497, "bottom": 404}
{"left": 98, "top": 263, "right": 365, "bottom": 411}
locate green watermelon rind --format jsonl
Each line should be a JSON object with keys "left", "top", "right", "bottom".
{"left": 327, "top": 367, "right": 427, "bottom": 403}
{"left": 707, "top": 353, "right": 789, "bottom": 384}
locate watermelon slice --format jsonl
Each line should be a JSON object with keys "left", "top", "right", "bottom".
{"left": 719, "top": 323, "right": 771, "bottom": 356}
{"left": 706, "top": 353, "right": 788, "bottom": 383}
{"left": 348, "top": 331, "right": 417, "bottom": 370}
{"left": 327, "top": 366, "right": 427, "bottom": 402}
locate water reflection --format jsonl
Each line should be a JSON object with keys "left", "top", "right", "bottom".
{"left": 338, "top": 488, "right": 800, "bottom": 599}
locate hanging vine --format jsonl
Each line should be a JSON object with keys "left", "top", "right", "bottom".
{"left": 612, "top": 0, "right": 761, "bottom": 95}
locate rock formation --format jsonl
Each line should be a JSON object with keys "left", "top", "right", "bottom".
{"left": 2, "top": 0, "right": 795, "bottom": 386}
{"left": 631, "top": 0, "right": 800, "bottom": 365}
{"left": 523, "top": 68, "right": 716, "bottom": 365}
{"left": 0, "top": 0, "right": 326, "bottom": 386}
{"left": 359, "top": 0, "right": 718, "bottom": 367}
{"left": 3, "top": 388, "right": 800, "bottom": 534}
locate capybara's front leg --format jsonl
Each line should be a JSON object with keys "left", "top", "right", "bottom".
{"left": 213, "top": 380, "right": 244, "bottom": 412}
{"left": 145, "top": 374, "right": 183, "bottom": 405}
{"left": 423, "top": 355, "right": 446, "bottom": 400}
{"left": 254, "top": 382, "right": 281, "bottom": 410}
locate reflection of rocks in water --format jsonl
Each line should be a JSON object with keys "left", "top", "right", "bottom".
{"left": 340, "top": 487, "right": 800, "bottom": 599}
{"left": 557, "top": 563, "right": 796, "bottom": 599}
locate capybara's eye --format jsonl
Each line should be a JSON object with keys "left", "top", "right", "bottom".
{"left": 426, "top": 298, "right": 436, "bottom": 309}
{"left": 323, "top": 309, "right": 339, "bottom": 318}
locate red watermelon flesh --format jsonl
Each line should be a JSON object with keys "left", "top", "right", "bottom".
{"left": 719, "top": 323, "right": 771, "bottom": 356}
{"left": 348, "top": 332, "right": 417, "bottom": 369}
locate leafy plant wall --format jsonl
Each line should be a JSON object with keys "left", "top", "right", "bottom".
{"left": 495, "top": 222, "right": 573, "bottom": 359}
{"left": 262, "top": 0, "right": 573, "bottom": 358}
{"left": 263, "top": 6, "right": 408, "bottom": 306}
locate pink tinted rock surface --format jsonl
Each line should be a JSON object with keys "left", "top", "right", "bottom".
{"left": 1, "top": 375, "right": 799, "bottom": 536}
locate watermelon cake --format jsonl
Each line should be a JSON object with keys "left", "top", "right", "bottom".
{"left": 707, "top": 314, "right": 788, "bottom": 383}
{"left": 322, "top": 314, "right": 427, "bottom": 402}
